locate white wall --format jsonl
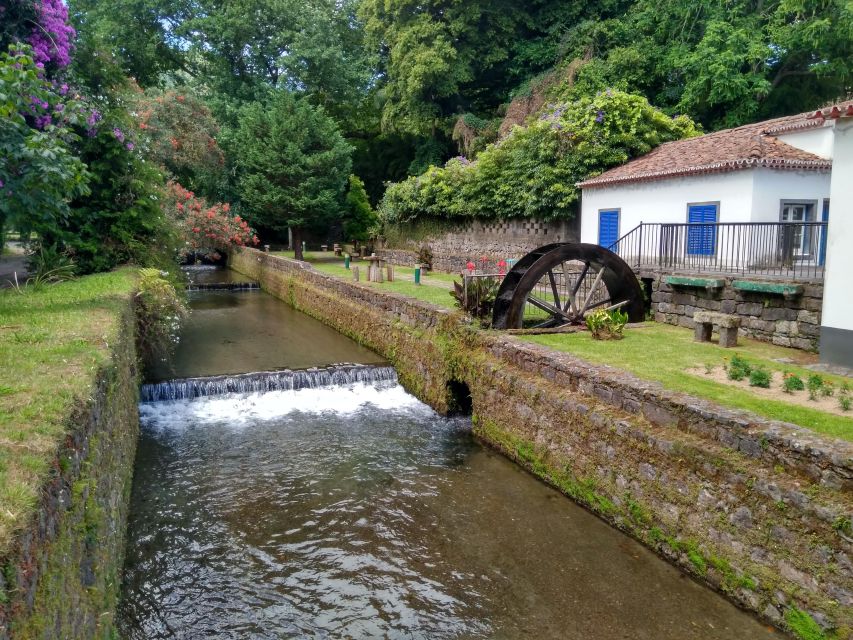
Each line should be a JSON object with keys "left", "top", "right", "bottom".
{"left": 749, "top": 169, "right": 831, "bottom": 223}
{"left": 580, "top": 168, "right": 832, "bottom": 244}
{"left": 776, "top": 125, "right": 834, "bottom": 159}
{"left": 580, "top": 171, "right": 755, "bottom": 244}
{"left": 822, "top": 119, "right": 853, "bottom": 332}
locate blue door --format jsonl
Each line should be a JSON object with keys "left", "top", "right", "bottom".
{"left": 687, "top": 203, "right": 718, "bottom": 256}
{"left": 598, "top": 210, "right": 620, "bottom": 248}
{"left": 818, "top": 199, "right": 829, "bottom": 266}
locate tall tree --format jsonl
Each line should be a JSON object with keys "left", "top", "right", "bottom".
{"left": 235, "top": 91, "right": 351, "bottom": 259}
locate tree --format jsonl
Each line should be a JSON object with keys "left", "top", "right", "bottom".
{"left": 343, "top": 175, "right": 378, "bottom": 246}
{"left": 134, "top": 89, "right": 226, "bottom": 199}
{"left": 235, "top": 91, "right": 351, "bottom": 260}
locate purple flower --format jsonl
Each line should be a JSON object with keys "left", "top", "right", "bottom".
{"left": 86, "top": 110, "right": 101, "bottom": 127}
{"left": 0, "top": 179, "right": 4, "bottom": 189}
{"left": 59, "top": 83, "right": 68, "bottom": 96}
{"left": 35, "top": 114, "right": 52, "bottom": 129}
{"left": 27, "top": 0, "right": 76, "bottom": 68}
{"left": 113, "top": 127, "right": 125, "bottom": 142}
{"left": 595, "top": 110, "right": 605, "bottom": 123}
{"left": 126, "top": 142, "right": 135, "bottom": 151}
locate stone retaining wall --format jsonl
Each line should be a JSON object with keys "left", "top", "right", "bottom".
{"left": 0, "top": 301, "right": 139, "bottom": 639}
{"left": 232, "top": 248, "right": 853, "bottom": 638}
{"left": 648, "top": 273, "right": 824, "bottom": 351}
{"left": 381, "top": 217, "right": 579, "bottom": 272}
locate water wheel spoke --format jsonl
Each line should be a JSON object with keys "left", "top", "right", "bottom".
{"left": 527, "top": 295, "right": 573, "bottom": 322}
{"left": 564, "top": 261, "right": 589, "bottom": 315}
{"left": 577, "top": 267, "right": 606, "bottom": 317}
{"left": 547, "top": 269, "right": 561, "bottom": 310}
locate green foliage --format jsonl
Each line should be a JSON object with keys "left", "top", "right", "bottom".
{"left": 783, "top": 372, "right": 805, "bottom": 393}
{"left": 451, "top": 277, "right": 499, "bottom": 324}
{"left": 343, "top": 175, "right": 378, "bottom": 244}
{"left": 379, "top": 90, "right": 698, "bottom": 223}
{"left": 235, "top": 91, "right": 352, "bottom": 251}
{"left": 135, "top": 267, "right": 187, "bottom": 374}
{"left": 0, "top": 46, "right": 91, "bottom": 238}
{"left": 586, "top": 308, "right": 629, "bottom": 340}
{"left": 727, "top": 354, "right": 752, "bottom": 381}
{"left": 807, "top": 374, "right": 825, "bottom": 401}
{"left": 134, "top": 89, "right": 226, "bottom": 200}
{"left": 784, "top": 607, "right": 827, "bottom": 640}
{"left": 749, "top": 367, "right": 771, "bottom": 389}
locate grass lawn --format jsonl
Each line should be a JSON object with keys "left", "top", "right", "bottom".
{"left": 0, "top": 269, "right": 136, "bottom": 554}
{"left": 272, "top": 251, "right": 458, "bottom": 308}
{"left": 525, "top": 323, "right": 853, "bottom": 441}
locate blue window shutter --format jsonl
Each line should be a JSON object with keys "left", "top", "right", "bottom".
{"left": 819, "top": 199, "right": 829, "bottom": 266}
{"left": 598, "top": 210, "right": 619, "bottom": 248}
{"left": 687, "top": 204, "right": 718, "bottom": 256}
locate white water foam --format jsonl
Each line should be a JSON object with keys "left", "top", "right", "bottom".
{"left": 139, "top": 382, "right": 433, "bottom": 431}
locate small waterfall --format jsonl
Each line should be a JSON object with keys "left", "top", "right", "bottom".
{"left": 141, "top": 364, "right": 398, "bottom": 402}
{"left": 185, "top": 282, "right": 260, "bottom": 292}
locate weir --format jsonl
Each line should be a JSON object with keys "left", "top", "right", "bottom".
{"left": 140, "top": 364, "right": 398, "bottom": 402}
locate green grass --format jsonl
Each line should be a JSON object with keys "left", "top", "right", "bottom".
{"left": 0, "top": 269, "right": 136, "bottom": 555}
{"left": 524, "top": 323, "right": 853, "bottom": 441}
{"left": 272, "top": 251, "right": 458, "bottom": 308}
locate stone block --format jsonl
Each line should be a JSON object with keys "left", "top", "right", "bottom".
{"left": 797, "top": 310, "right": 820, "bottom": 325}
{"left": 719, "top": 326, "right": 738, "bottom": 348}
{"left": 737, "top": 302, "right": 765, "bottom": 316}
{"left": 761, "top": 307, "right": 797, "bottom": 321}
{"left": 720, "top": 299, "right": 737, "bottom": 314}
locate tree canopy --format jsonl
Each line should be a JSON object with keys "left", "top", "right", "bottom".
{"left": 235, "top": 92, "right": 352, "bottom": 258}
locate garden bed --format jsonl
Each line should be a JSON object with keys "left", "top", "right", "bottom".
{"left": 524, "top": 322, "right": 853, "bottom": 441}
{"left": 688, "top": 366, "right": 850, "bottom": 417}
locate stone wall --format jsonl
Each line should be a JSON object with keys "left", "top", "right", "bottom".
{"left": 232, "top": 248, "right": 853, "bottom": 637}
{"left": 648, "top": 273, "right": 824, "bottom": 351}
{"left": 0, "top": 300, "right": 139, "bottom": 639}
{"left": 380, "top": 217, "right": 579, "bottom": 272}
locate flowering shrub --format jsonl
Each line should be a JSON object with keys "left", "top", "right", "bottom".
{"left": 27, "top": 0, "right": 75, "bottom": 68}
{"left": 0, "top": 45, "right": 90, "bottom": 237}
{"left": 379, "top": 90, "right": 699, "bottom": 223}
{"left": 134, "top": 90, "right": 225, "bottom": 193}
{"left": 164, "top": 182, "right": 258, "bottom": 259}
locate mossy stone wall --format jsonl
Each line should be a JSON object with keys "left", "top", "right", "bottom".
{"left": 0, "top": 302, "right": 139, "bottom": 639}
{"left": 232, "top": 248, "right": 852, "bottom": 638}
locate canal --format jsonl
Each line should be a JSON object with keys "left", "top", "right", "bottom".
{"left": 117, "top": 270, "right": 778, "bottom": 639}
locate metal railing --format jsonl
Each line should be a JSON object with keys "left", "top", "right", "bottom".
{"left": 609, "top": 221, "right": 828, "bottom": 281}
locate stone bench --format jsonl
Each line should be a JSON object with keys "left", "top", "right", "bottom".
{"left": 693, "top": 311, "right": 741, "bottom": 348}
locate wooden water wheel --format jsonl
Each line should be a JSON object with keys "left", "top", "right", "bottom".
{"left": 492, "top": 243, "right": 645, "bottom": 330}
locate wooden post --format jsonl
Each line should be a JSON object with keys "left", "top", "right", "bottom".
{"left": 352, "top": 266, "right": 360, "bottom": 282}
{"left": 387, "top": 264, "right": 394, "bottom": 282}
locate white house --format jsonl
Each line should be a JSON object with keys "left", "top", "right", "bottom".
{"left": 578, "top": 102, "right": 853, "bottom": 368}
{"left": 578, "top": 109, "right": 838, "bottom": 253}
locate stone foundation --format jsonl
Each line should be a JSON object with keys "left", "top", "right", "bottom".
{"left": 232, "top": 248, "right": 852, "bottom": 638}
{"left": 649, "top": 273, "right": 824, "bottom": 351}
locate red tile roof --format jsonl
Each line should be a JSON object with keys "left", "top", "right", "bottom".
{"left": 809, "top": 103, "right": 853, "bottom": 120}
{"left": 579, "top": 109, "right": 837, "bottom": 189}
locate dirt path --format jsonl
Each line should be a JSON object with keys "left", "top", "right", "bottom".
{"left": 0, "top": 244, "right": 29, "bottom": 288}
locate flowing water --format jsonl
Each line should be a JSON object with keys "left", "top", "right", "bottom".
{"left": 119, "top": 270, "right": 778, "bottom": 639}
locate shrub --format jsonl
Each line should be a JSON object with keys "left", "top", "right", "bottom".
{"left": 417, "top": 245, "right": 434, "bottom": 270}
{"left": 840, "top": 396, "right": 851, "bottom": 412}
{"left": 164, "top": 181, "right": 258, "bottom": 261}
{"left": 807, "top": 374, "right": 824, "bottom": 401}
{"left": 749, "top": 367, "right": 771, "bottom": 389}
{"left": 782, "top": 372, "right": 805, "bottom": 393}
{"left": 451, "top": 276, "right": 498, "bottom": 324}
{"left": 135, "top": 268, "right": 187, "bottom": 375}
{"left": 727, "top": 355, "right": 751, "bottom": 381}
{"left": 586, "top": 309, "right": 629, "bottom": 340}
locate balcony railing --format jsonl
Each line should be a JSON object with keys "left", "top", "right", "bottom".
{"left": 609, "top": 222, "right": 827, "bottom": 281}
